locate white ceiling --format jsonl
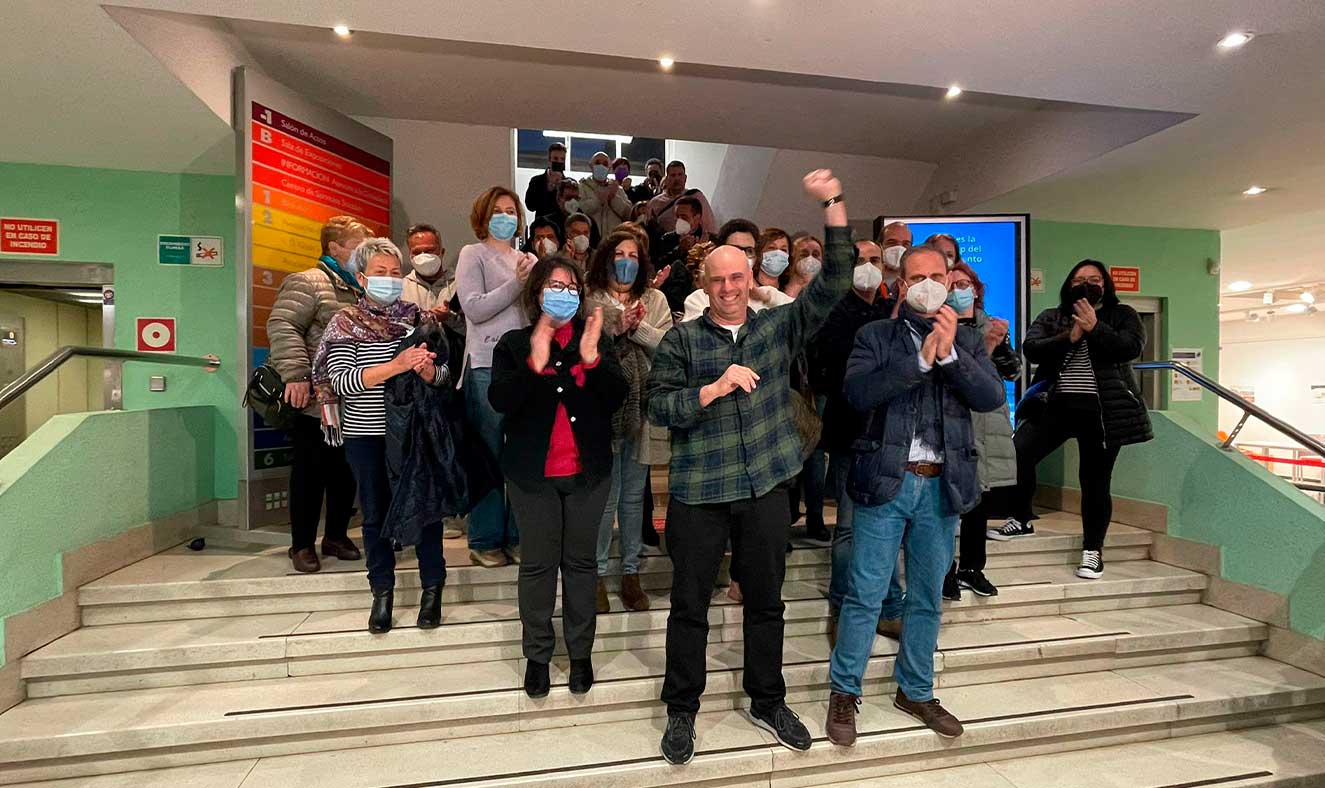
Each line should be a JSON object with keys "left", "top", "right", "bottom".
{"left": 2, "top": 1, "right": 1325, "bottom": 231}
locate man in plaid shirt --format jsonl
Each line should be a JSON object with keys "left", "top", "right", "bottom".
{"left": 646, "top": 169, "right": 853, "bottom": 764}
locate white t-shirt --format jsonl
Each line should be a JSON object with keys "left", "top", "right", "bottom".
{"left": 681, "top": 286, "right": 794, "bottom": 322}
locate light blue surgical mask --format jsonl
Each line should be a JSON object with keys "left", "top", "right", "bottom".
{"left": 613, "top": 257, "right": 639, "bottom": 285}
{"left": 542, "top": 288, "right": 580, "bottom": 322}
{"left": 946, "top": 287, "right": 975, "bottom": 312}
{"left": 760, "top": 250, "right": 790, "bottom": 277}
{"left": 365, "top": 276, "right": 403, "bottom": 306}
{"left": 592, "top": 164, "right": 610, "bottom": 181}
{"left": 488, "top": 213, "right": 518, "bottom": 241}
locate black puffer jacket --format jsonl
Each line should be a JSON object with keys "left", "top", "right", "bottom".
{"left": 1023, "top": 261, "right": 1153, "bottom": 448}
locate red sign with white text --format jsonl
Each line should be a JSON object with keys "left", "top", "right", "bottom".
{"left": 1111, "top": 266, "right": 1140, "bottom": 293}
{"left": 1, "top": 218, "right": 59, "bottom": 255}
{"left": 136, "top": 318, "right": 176, "bottom": 353}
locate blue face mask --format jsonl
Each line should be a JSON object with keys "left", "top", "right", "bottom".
{"left": 760, "top": 250, "right": 790, "bottom": 277}
{"left": 946, "top": 287, "right": 975, "bottom": 312}
{"left": 613, "top": 257, "right": 639, "bottom": 285}
{"left": 592, "top": 164, "right": 610, "bottom": 181}
{"left": 365, "top": 275, "right": 403, "bottom": 305}
{"left": 488, "top": 213, "right": 518, "bottom": 241}
{"left": 542, "top": 288, "right": 580, "bottom": 322}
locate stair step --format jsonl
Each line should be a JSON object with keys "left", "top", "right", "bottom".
{"left": 5, "top": 657, "right": 1320, "bottom": 786}
{"left": 75, "top": 517, "right": 1152, "bottom": 625}
{"left": 23, "top": 561, "right": 1205, "bottom": 695}
{"left": 0, "top": 604, "right": 1268, "bottom": 776}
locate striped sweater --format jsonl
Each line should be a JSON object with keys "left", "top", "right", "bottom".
{"left": 325, "top": 337, "right": 449, "bottom": 437}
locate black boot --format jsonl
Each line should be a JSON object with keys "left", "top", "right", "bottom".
{"left": 416, "top": 585, "right": 443, "bottom": 629}
{"left": 568, "top": 657, "right": 594, "bottom": 695}
{"left": 524, "top": 660, "right": 550, "bottom": 699}
{"left": 369, "top": 587, "right": 394, "bottom": 633}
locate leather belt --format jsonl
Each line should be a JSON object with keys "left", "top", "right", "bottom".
{"left": 905, "top": 461, "right": 944, "bottom": 478}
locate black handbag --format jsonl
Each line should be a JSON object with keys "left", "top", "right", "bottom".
{"left": 243, "top": 363, "right": 298, "bottom": 431}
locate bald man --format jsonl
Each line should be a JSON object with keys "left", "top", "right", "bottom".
{"left": 647, "top": 169, "right": 853, "bottom": 765}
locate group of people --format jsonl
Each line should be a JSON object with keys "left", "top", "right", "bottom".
{"left": 264, "top": 155, "right": 1152, "bottom": 764}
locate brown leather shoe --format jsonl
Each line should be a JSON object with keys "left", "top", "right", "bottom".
{"left": 826, "top": 691, "right": 860, "bottom": 746}
{"left": 596, "top": 577, "right": 611, "bottom": 614}
{"left": 321, "top": 537, "right": 361, "bottom": 561}
{"left": 876, "top": 618, "right": 902, "bottom": 640}
{"left": 893, "top": 689, "right": 964, "bottom": 738}
{"left": 289, "top": 547, "right": 321, "bottom": 573}
{"left": 620, "top": 573, "right": 650, "bottom": 611}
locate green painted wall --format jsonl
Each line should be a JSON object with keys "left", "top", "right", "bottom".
{"left": 0, "top": 407, "right": 217, "bottom": 666}
{"left": 0, "top": 163, "right": 238, "bottom": 498}
{"left": 1029, "top": 220, "right": 1221, "bottom": 432}
{"left": 1043, "top": 412, "right": 1325, "bottom": 639}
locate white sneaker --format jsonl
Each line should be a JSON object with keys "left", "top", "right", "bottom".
{"left": 1076, "top": 550, "right": 1104, "bottom": 579}
{"left": 986, "top": 518, "right": 1035, "bottom": 541}
{"left": 442, "top": 515, "right": 465, "bottom": 540}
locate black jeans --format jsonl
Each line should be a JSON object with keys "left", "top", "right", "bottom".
{"left": 508, "top": 474, "right": 611, "bottom": 663}
{"left": 1011, "top": 401, "right": 1121, "bottom": 552}
{"left": 344, "top": 437, "right": 447, "bottom": 591}
{"left": 662, "top": 486, "right": 790, "bottom": 716}
{"left": 288, "top": 415, "right": 355, "bottom": 550}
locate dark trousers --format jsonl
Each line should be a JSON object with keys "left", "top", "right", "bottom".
{"left": 662, "top": 486, "right": 790, "bottom": 716}
{"left": 288, "top": 415, "right": 355, "bottom": 550}
{"left": 508, "top": 474, "right": 611, "bottom": 663}
{"left": 344, "top": 437, "right": 447, "bottom": 591}
{"left": 1011, "top": 402, "right": 1121, "bottom": 551}
{"left": 957, "top": 488, "right": 1004, "bottom": 572}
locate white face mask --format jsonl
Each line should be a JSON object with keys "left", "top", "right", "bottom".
{"left": 411, "top": 253, "right": 442, "bottom": 277}
{"left": 571, "top": 234, "right": 590, "bottom": 253}
{"left": 944, "top": 254, "right": 957, "bottom": 270}
{"left": 674, "top": 218, "right": 692, "bottom": 236}
{"left": 563, "top": 199, "right": 580, "bottom": 214}
{"left": 536, "top": 237, "right": 558, "bottom": 257}
{"left": 853, "top": 263, "right": 883, "bottom": 292}
{"left": 799, "top": 256, "right": 822, "bottom": 278}
{"left": 905, "top": 277, "right": 949, "bottom": 314}
{"left": 883, "top": 244, "right": 905, "bottom": 271}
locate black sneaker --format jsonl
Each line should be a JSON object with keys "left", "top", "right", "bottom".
{"left": 750, "top": 703, "right": 812, "bottom": 751}
{"left": 523, "top": 660, "right": 550, "bottom": 699}
{"left": 804, "top": 517, "right": 832, "bottom": 546}
{"left": 986, "top": 518, "right": 1034, "bottom": 541}
{"left": 942, "top": 565, "right": 961, "bottom": 601}
{"left": 660, "top": 712, "right": 696, "bottom": 765}
{"left": 956, "top": 568, "right": 998, "bottom": 597}
{"left": 1076, "top": 549, "right": 1104, "bottom": 579}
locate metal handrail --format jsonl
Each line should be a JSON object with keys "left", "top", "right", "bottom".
{"left": 0, "top": 346, "right": 220, "bottom": 413}
{"left": 1134, "top": 361, "right": 1325, "bottom": 458}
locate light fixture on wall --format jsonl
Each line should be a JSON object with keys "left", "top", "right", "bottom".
{"left": 658, "top": 56, "right": 675, "bottom": 70}
{"left": 543, "top": 130, "right": 634, "bottom": 144}
{"left": 1242, "top": 185, "right": 1268, "bottom": 196}
{"left": 332, "top": 24, "right": 352, "bottom": 38}
{"left": 1218, "top": 31, "right": 1255, "bottom": 49}
{"left": 945, "top": 85, "right": 963, "bottom": 99}
{"left": 1227, "top": 280, "right": 1252, "bottom": 291}
{"left": 1301, "top": 290, "right": 1316, "bottom": 304}
{"left": 1263, "top": 291, "right": 1275, "bottom": 305}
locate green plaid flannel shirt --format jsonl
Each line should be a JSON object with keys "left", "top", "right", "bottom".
{"left": 646, "top": 226, "right": 854, "bottom": 504}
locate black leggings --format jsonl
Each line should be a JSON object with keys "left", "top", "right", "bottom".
{"left": 1011, "top": 401, "right": 1121, "bottom": 552}
{"left": 956, "top": 487, "right": 1005, "bottom": 572}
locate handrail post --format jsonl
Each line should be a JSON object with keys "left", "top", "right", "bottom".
{"left": 1222, "top": 412, "right": 1250, "bottom": 451}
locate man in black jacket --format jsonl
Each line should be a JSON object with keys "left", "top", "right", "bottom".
{"left": 807, "top": 239, "right": 903, "bottom": 644}
{"left": 824, "top": 244, "right": 1004, "bottom": 748}
{"left": 524, "top": 143, "right": 568, "bottom": 219}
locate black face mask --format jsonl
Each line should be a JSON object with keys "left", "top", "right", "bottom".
{"left": 1069, "top": 283, "right": 1104, "bottom": 305}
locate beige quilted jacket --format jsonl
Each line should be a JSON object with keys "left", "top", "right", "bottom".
{"left": 265, "top": 262, "right": 358, "bottom": 416}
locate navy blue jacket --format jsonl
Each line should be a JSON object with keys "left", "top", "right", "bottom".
{"left": 843, "top": 314, "right": 1006, "bottom": 515}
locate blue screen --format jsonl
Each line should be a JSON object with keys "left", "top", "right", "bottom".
{"left": 890, "top": 217, "right": 1026, "bottom": 411}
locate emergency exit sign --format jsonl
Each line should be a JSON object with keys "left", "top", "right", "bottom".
{"left": 1, "top": 218, "right": 59, "bottom": 255}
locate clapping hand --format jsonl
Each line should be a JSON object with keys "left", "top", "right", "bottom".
{"left": 651, "top": 263, "right": 672, "bottom": 289}
{"left": 530, "top": 314, "right": 556, "bottom": 373}
{"left": 580, "top": 307, "right": 604, "bottom": 365}
{"left": 515, "top": 252, "right": 537, "bottom": 282}
{"left": 1071, "top": 299, "right": 1097, "bottom": 342}
{"left": 920, "top": 306, "right": 958, "bottom": 365}
{"left": 395, "top": 343, "right": 435, "bottom": 376}
{"left": 984, "top": 317, "right": 1009, "bottom": 354}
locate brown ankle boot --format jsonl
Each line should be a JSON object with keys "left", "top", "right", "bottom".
{"left": 620, "top": 573, "right": 650, "bottom": 611}
{"left": 596, "top": 577, "right": 610, "bottom": 614}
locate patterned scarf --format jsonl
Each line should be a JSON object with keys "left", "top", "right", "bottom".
{"left": 312, "top": 296, "right": 429, "bottom": 445}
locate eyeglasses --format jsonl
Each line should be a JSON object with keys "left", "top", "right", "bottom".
{"left": 546, "top": 281, "right": 580, "bottom": 295}
{"left": 1071, "top": 276, "right": 1105, "bottom": 286}
{"left": 951, "top": 280, "right": 974, "bottom": 290}
{"left": 735, "top": 246, "right": 756, "bottom": 259}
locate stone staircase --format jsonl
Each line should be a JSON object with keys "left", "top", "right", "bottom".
{"left": 2, "top": 511, "right": 1324, "bottom": 787}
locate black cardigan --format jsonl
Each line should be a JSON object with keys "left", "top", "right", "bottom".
{"left": 488, "top": 319, "right": 628, "bottom": 485}
{"left": 1023, "top": 303, "right": 1153, "bottom": 448}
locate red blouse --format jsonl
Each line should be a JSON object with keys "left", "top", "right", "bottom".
{"left": 527, "top": 322, "right": 599, "bottom": 478}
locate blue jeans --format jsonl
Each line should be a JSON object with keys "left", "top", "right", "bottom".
{"left": 344, "top": 437, "right": 446, "bottom": 591}
{"left": 463, "top": 367, "right": 518, "bottom": 551}
{"left": 597, "top": 435, "right": 648, "bottom": 575}
{"left": 829, "top": 473, "right": 958, "bottom": 700}
{"left": 828, "top": 453, "right": 904, "bottom": 618}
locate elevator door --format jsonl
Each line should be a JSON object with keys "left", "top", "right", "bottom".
{"left": 1121, "top": 296, "right": 1163, "bottom": 410}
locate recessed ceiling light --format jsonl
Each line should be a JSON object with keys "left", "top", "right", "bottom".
{"left": 1301, "top": 291, "right": 1316, "bottom": 304}
{"left": 1227, "top": 280, "right": 1252, "bottom": 291}
{"left": 1263, "top": 291, "right": 1275, "bottom": 305}
{"left": 1218, "top": 31, "right": 1254, "bottom": 49}
{"left": 1285, "top": 303, "right": 1308, "bottom": 314}
{"left": 658, "top": 56, "right": 675, "bottom": 70}
{"left": 1243, "top": 185, "right": 1268, "bottom": 196}
{"left": 945, "top": 85, "right": 963, "bottom": 99}
{"left": 332, "top": 24, "right": 352, "bottom": 38}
